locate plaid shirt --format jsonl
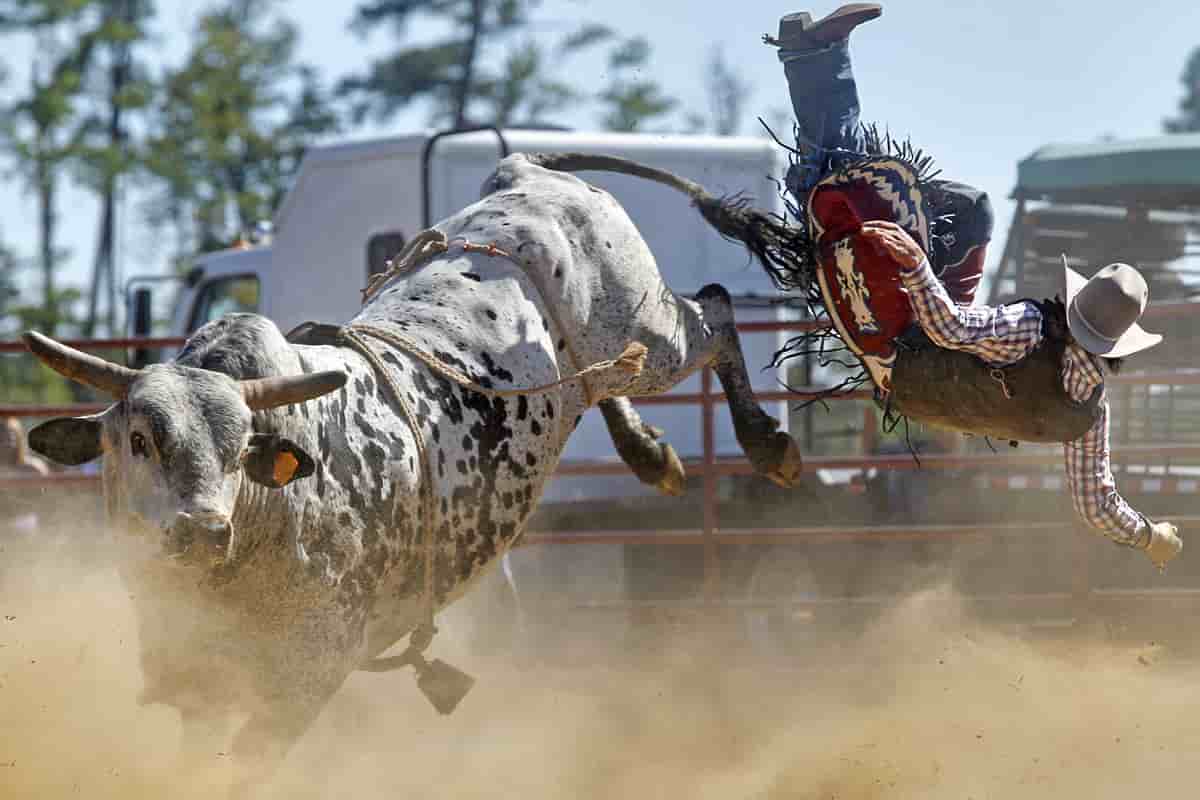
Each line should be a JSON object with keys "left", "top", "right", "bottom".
{"left": 900, "top": 259, "right": 1149, "bottom": 547}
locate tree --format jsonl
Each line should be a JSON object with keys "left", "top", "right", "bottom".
{"left": 475, "top": 24, "right": 614, "bottom": 127}
{"left": 704, "top": 45, "right": 750, "bottom": 136}
{"left": 340, "top": 0, "right": 544, "bottom": 128}
{"left": 74, "top": 0, "right": 155, "bottom": 337}
{"left": 341, "top": 4, "right": 685, "bottom": 133}
{"left": 596, "top": 36, "right": 677, "bottom": 132}
{"left": 0, "top": 0, "right": 98, "bottom": 335}
{"left": 143, "top": 0, "right": 338, "bottom": 257}
{"left": 1165, "top": 46, "right": 1200, "bottom": 133}
{"left": 0, "top": 235, "right": 82, "bottom": 403}
{"left": 0, "top": 236, "right": 19, "bottom": 339}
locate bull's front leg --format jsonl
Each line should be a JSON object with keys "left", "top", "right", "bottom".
{"left": 226, "top": 686, "right": 336, "bottom": 800}
{"left": 693, "top": 284, "right": 802, "bottom": 488}
{"left": 599, "top": 397, "right": 686, "bottom": 496}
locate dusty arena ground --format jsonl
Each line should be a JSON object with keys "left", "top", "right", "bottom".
{"left": 1, "top": 523, "right": 1194, "bottom": 799}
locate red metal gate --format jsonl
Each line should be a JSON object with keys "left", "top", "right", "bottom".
{"left": 5, "top": 316, "right": 1200, "bottom": 613}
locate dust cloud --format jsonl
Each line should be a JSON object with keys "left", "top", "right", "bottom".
{"left": 1, "top": 524, "right": 1196, "bottom": 800}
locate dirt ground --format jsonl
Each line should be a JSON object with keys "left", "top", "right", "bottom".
{"left": 1, "top": 528, "right": 1195, "bottom": 800}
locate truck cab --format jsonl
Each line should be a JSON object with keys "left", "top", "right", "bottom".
{"left": 175, "top": 245, "right": 268, "bottom": 334}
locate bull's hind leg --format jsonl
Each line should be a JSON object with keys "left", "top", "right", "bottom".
{"left": 600, "top": 397, "right": 686, "bottom": 496}
{"left": 693, "top": 284, "right": 802, "bottom": 488}
{"left": 608, "top": 281, "right": 801, "bottom": 489}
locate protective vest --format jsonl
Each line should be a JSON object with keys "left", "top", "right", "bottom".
{"left": 888, "top": 299, "right": 1104, "bottom": 444}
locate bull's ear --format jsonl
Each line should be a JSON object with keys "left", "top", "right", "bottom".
{"left": 243, "top": 433, "right": 316, "bottom": 488}
{"left": 27, "top": 416, "right": 104, "bottom": 466}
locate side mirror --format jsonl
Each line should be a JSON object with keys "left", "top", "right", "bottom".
{"left": 130, "top": 287, "right": 154, "bottom": 369}
{"left": 132, "top": 287, "right": 153, "bottom": 337}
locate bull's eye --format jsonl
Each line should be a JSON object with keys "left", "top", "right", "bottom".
{"left": 130, "top": 432, "right": 149, "bottom": 458}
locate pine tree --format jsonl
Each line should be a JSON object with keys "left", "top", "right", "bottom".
{"left": 475, "top": 23, "right": 613, "bottom": 127}
{"left": 1165, "top": 47, "right": 1200, "bottom": 133}
{"left": 0, "top": 0, "right": 97, "bottom": 335}
{"left": 73, "top": 0, "right": 155, "bottom": 336}
{"left": 341, "top": 3, "right": 683, "bottom": 133}
{"left": 705, "top": 45, "right": 749, "bottom": 136}
{"left": 596, "top": 36, "right": 676, "bottom": 132}
{"left": 142, "top": 0, "right": 338, "bottom": 257}
{"left": 340, "top": 0, "right": 542, "bottom": 128}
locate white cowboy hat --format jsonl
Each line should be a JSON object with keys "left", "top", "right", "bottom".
{"left": 1062, "top": 255, "right": 1162, "bottom": 358}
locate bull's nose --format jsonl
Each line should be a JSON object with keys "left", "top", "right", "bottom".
{"left": 178, "top": 511, "right": 230, "bottom": 533}
{"left": 168, "top": 511, "right": 233, "bottom": 557}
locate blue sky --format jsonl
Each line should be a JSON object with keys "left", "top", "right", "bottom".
{"left": 4, "top": 0, "right": 1200, "bottom": 319}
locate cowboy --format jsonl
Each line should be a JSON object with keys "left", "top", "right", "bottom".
{"left": 766, "top": 4, "right": 1182, "bottom": 569}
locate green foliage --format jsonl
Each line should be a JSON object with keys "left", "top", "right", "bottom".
{"left": 0, "top": 0, "right": 710, "bottom": 359}
{"left": 73, "top": 0, "right": 157, "bottom": 337}
{"left": 596, "top": 36, "right": 677, "bottom": 132}
{"left": 475, "top": 25, "right": 616, "bottom": 127}
{"left": 72, "top": 0, "right": 154, "bottom": 193}
{"left": 0, "top": 241, "right": 79, "bottom": 403}
{"left": 0, "top": 0, "right": 99, "bottom": 336}
{"left": 7, "top": 286, "right": 83, "bottom": 333}
{"left": 705, "top": 45, "right": 749, "bottom": 137}
{"left": 0, "top": 355, "right": 78, "bottom": 405}
{"left": 0, "top": 0, "right": 92, "bottom": 27}
{"left": 341, "top": 2, "right": 644, "bottom": 130}
{"left": 341, "top": 0, "right": 545, "bottom": 127}
{"left": 0, "top": 240, "right": 22, "bottom": 332}
{"left": 142, "top": 0, "right": 339, "bottom": 256}
{"left": 1165, "top": 46, "right": 1200, "bottom": 133}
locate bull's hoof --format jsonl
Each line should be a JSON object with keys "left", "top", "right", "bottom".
{"left": 653, "top": 442, "right": 687, "bottom": 497}
{"left": 760, "top": 432, "right": 803, "bottom": 488}
{"left": 622, "top": 427, "right": 686, "bottom": 496}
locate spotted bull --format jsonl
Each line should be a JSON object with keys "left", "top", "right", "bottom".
{"left": 24, "top": 152, "right": 800, "bottom": 794}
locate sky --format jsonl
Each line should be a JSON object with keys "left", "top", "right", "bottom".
{"left": 3, "top": 0, "right": 1200, "bottom": 324}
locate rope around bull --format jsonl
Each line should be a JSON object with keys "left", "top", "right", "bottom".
{"left": 342, "top": 232, "right": 647, "bottom": 672}
{"left": 362, "top": 229, "right": 622, "bottom": 407}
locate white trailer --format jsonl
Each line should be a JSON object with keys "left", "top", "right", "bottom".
{"left": 145, "top": 128, "right": 797, "bottom": 502}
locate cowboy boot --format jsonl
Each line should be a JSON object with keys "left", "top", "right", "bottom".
{"left": 764, "top": 4, "right": 883, "bottom": 50}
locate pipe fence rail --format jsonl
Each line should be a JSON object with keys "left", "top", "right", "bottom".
{"left": 5, "top": 312, "right": 1200, "bottom": 615}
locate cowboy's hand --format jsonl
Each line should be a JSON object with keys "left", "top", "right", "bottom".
{"left": 1145, "top": 520, "right": 1182, "bottom": 571}
{"left": 859, "top": 220, "right": 926, "bottom": 270}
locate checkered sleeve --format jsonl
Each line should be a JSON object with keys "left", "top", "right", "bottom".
{"left": 899, "top": 259, "right": 1042, "bottom": 367}
{"left": 1061, "top": 346, "right": 1150, "bottom": 547}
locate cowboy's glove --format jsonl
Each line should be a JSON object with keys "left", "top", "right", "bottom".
{"left": 1144, "top": 521, "right": 1182, "bottom": 571}
{"left": 860, "top": 221, "right": 926, "bottom": 270}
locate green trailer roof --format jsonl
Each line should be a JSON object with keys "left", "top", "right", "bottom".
{"left": 1016, "top": 133, "right": 1200, "bottom": 207}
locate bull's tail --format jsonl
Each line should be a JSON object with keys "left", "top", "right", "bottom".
{"left": 524, "top": 152, "right": 814, "bottom": 290}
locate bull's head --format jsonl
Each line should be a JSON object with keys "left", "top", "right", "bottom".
{"left": 22, "top": 331, "right": 346, "bottom": 565}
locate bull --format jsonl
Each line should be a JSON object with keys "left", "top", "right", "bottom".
{"left": 23, "top": 153, "right": 800, "bottom": 794}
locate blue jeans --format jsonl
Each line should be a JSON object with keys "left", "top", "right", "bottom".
{"left": 780, "top": 41, "right": 995, "bottom": 278}
{"left": 779, "top": 40, "right": 866, "bottom": 201}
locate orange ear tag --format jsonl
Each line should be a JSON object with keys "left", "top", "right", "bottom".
{"left": 273, "top": 451, "right": 300, "bottom": 486}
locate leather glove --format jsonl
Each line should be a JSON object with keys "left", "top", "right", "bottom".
{"left": 1144, "top": 521, "right": 1182, "bottom": 571}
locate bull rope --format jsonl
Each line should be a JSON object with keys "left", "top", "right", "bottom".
{"left": 361, "top": 229, "right": 631, "bottom": 406}
{"left": 340, "top": 235, "right": 647, "bottom": 670}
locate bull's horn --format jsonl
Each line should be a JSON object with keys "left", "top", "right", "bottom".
{"left": 241, "top": 371, "right": 347, "bottom": 411}
{"left": 23, "top": 331, "right": 138, "bottom": 398}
